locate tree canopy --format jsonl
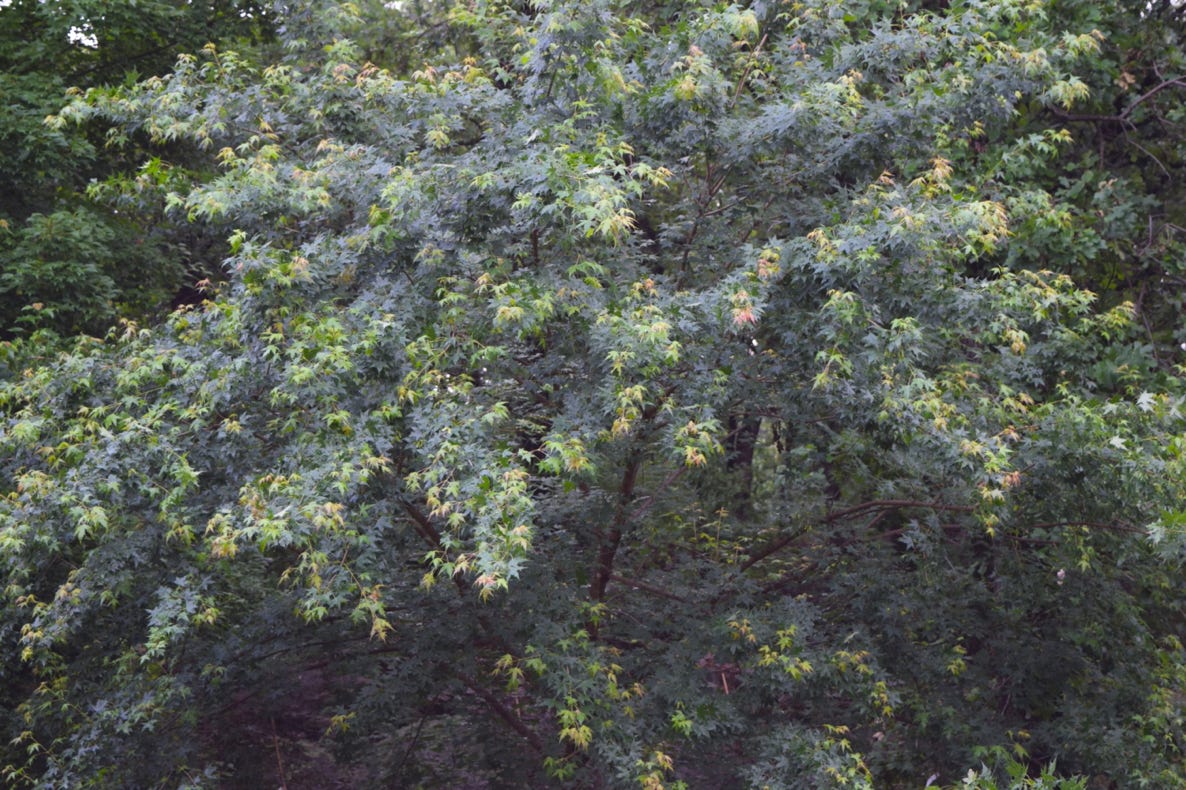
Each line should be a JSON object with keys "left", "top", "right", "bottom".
{"left": 3, "top": 0, "right": 1186, "bottom": 787}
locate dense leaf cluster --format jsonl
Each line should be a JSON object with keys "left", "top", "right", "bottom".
{"left": 3, "top": 0, "right": 1186, "bottom": 787}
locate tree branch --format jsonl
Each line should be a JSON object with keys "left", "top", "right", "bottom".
{"left": 823, "top": 499, "right": 975, "bottom": 523}
{"left": 1049, "top": 76, "right": 1186, "bottom": 125}
{"left": 741, "top": 500, "right": 975, "bottom": 571}
{"left": 1027, "top": 520, "right": 1145, "bottom": 535}
{"left": 399, "top": 497, "right": 469, "bottom": 596}
{"left": 399, "top": 497, "right": 445, "bottom": 550}
{"left": 452, "top": 669, "right": 544, "bottom": 754}
{"left": 739, "top": 525, "right": 810, "bottom": 572}
{"left": 589, "top": 455, "right": 641, "bottom": 605}
{"left": 606, "top": 573, "right": 688, "bottom": 603}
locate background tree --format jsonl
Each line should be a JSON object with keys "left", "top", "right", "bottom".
{"left": 2, "top": 0, "right": 1186, "bottom": 787}
{"left": 0, "top": 0, "right": 274, "bottom": 338}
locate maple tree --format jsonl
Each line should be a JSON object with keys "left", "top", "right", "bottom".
{"left": 3, "top": 1, "right": 1186, "bottom": 787}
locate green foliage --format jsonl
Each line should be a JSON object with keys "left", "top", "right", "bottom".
{"left": 955, "top": 746, "right": 1088, "bottom": 789}
{"left": 3, "top": 0, "right": 1186, "bottom": 786}
{"left": 0, "top": 0, "right": 275, "bottom": 337}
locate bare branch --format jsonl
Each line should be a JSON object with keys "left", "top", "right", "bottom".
{"left": 452, "top": 669, "right": 544, "bottom": 754}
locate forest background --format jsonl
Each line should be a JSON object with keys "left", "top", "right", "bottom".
{"left": 3, "top": 0, "right": 1186, "bottom": 787}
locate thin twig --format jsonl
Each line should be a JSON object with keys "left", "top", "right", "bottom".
{"left": 624, "top": 465, "right": 686, "bottom": 525}
{"left": 741, "top": 500, "right": 974, "bottom": 571}
{"left": 271, "top": 718, "right": 289, "bottom": 790}
{"left": 1050, "top": 76, "right": 1186, "bottom": 124}
{"left": 824, "top": 499, "right": 975, "bottom": 523}
{"left": 1027, "top": 520, "right": 1145, "bottom": 535}
{"left": 731, "top": 33, "right": 769, "bottom": 103}
{"left": 607, "top": 573, "right": 688, "bottom": 603}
